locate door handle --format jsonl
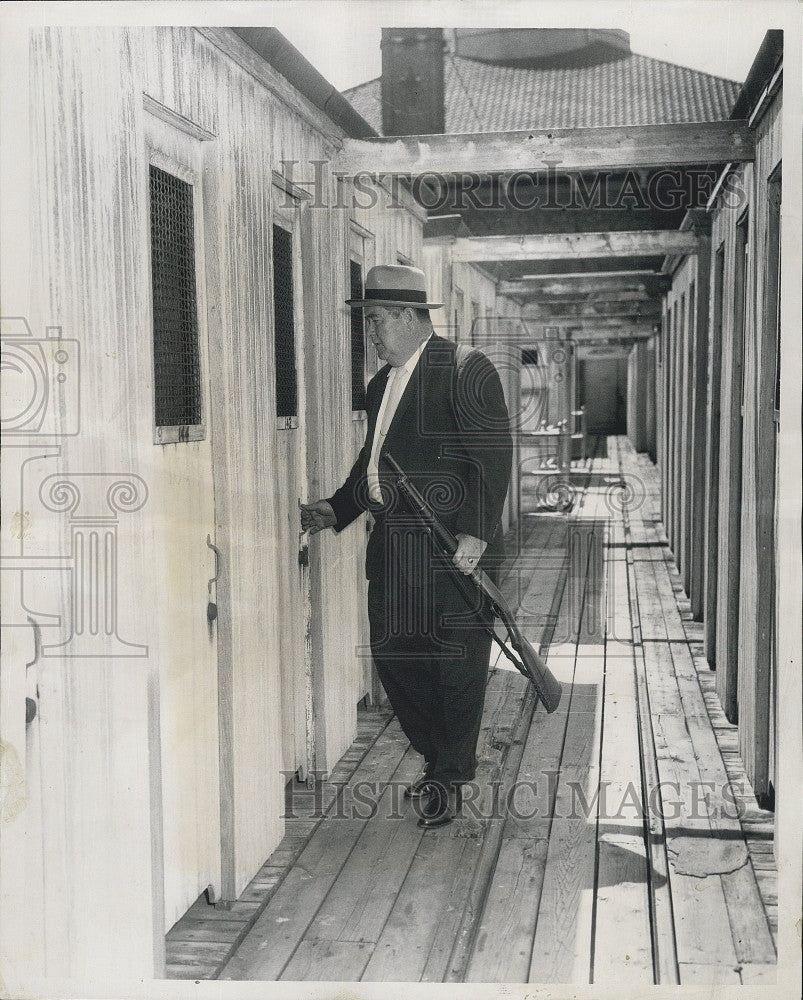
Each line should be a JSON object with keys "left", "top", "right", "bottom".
{"left": 26, "top": 615, "right": 42, "bottom": 724}
{"left": 207, "top": 534, "right": 221, "bottom": 623}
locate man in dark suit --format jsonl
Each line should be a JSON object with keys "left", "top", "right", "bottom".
{"left": 301, "top": 265, "right": 512, "bottom": 828}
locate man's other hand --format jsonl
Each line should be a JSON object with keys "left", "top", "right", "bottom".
{"left": 300, "top": 500, "right": 337, "bottom": 534}
{"left": 452, "top": 533, "right": 488, "bottom": 575}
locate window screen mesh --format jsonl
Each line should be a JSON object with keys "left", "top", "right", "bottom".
{"left": 521, "top": 348, "right": 541, "bottom": 366}
{"left": 350, "top": 259, "right": 367, "bottom": 410}
{"left": 149, "top": 165, "right": 202, "bottom": 428}
{"left": 273, "top": 224, "right": 298, "bottom": 418}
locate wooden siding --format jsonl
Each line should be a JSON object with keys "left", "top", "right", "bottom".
{"left": 734, "top": 95, "right": 782, "bottom": 797}
{"left": 4, "top": 25, "right": 428, "bottom": 979}
{"left": 661, "top": 241, "right": 711, "bottom": 621}
{"left": 670, "top": 89, "right": 783, "bottom": 798}
{"left": 712, "top": 189, "right": 745, "bottom": 719}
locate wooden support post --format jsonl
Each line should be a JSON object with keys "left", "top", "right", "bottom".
{"left": 716, "top": 213, "right": 747, "bottom": 722}
{"left": 672, "top": 297, "right": 683, "bottom": 567}
{"left": 665, "top": 304, "right": 675, "bottom": 550}
{"left": 657, "top": 308, "right": 667, "bottom": 525}
{"left": 645, "top": 337, "right": 657, "bottom": 460}
{"left": 690, "top": 235, "right": 712, "bottom": 621}
{"left": 739, "top": 169, "right": 781, "bottom": 799}
{"left": 681, "top": 285, "right": 693, "bottom": 592}
{"left": 703, "top": 247, "right": 725, "bottom": 664}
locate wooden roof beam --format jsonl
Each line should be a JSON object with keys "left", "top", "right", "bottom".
{"left": 545, "top": 301, "right": 661, "bottom": 320}
{"left": 501, "top": 283, "right": 656, "bottom": 302}
{"left": 499, "top": 272, "right": 669, "bottom": 298}
{"left": 522, "top": 316, "right": 660, "bottom": 335}
{"left": 576, "top": 342, "right": 636, "bottom": 359}
{"left": 453, "top": 230, "right": 698, "bottom": 263}
{"left": 335, "top": 121, "right": 754, "bottom": 176}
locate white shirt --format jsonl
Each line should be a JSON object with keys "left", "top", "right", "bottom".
{"left": 367, "top": 336, "right": 431, "bottom": 503}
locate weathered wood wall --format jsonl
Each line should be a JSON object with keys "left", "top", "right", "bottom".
{"left": 733, "top": 94, "right": 782, "bottom": 798}
{"left": 660, "top": 235, "right": 711, "bottom": 620}
{"left": 0, "top": 25, "right": 428, "bottom": 980}
{"left": 663, "top": 86, "right": 783, "bottom": 802}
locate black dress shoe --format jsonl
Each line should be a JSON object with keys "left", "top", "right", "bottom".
{"left": 417, "top": 782, "right": 462, "bottom": 829}
{"left": 404, "top": 765, "right": 433, "bottom": 800}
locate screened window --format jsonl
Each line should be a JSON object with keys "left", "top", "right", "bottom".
{"left": 149, "top": 164, "right": 202, "bottom": 432}
{"left": 521, "top": 348, "right": 541, "bottom": 366}
{"left": 350, "top": 259, "right": 367, "bottom": 411}
{"left": 272, "top": 224, "right": 298, "bottom": 419}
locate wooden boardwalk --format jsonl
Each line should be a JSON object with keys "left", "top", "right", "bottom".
{"left": 167, "top": 436, "right": 777, "bottom": 984}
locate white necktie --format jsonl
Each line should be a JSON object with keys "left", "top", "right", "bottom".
{"left": 368, "top": 367, "right": 407, "bottom": 502}
{"left": 380, "top": 367, "right": 406, "bottom": 437}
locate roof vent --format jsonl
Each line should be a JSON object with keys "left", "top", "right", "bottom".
{"left": 453, "top": 28, "right": 631, "bottom": 69}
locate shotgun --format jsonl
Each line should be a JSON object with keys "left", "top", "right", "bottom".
{"left": 384, "top": 451, "right": 562, "bottom": 713}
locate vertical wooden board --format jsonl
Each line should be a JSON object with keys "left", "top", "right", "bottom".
{"left": 679, "top": 963, "right": 741, "bottom": 984}
{"left": 24, "top": 27, "right": 221, "bottom": 973}
{"left": 361, "top": 836, "right": 473, "bottom": 981}
{"left": 689, "top": 250, "right": 710, "bottom": 620}
{"left": 713, "top": 165, "right": 747, "bottom": 720}
{"left": 740, "top": 963, "right": 778, "bottom": 985}
{"left": 664, "top": 305, "right": 674, "bottom": 543}
{"left": 671, "top": 295, "right": 683, "bottom": 564}
{"left": 527, "top": 649, "right": 604, "bottom": 983}
{"left": 464, "top": 836, "right": 551, "bottom": 983}
{"left": 218, "top": 719, "right": 410, "bottom": 980}
{"left": 737, "top": 101, "right": 782, "bottom": 796}
{"left": 641, "top": 618, "right": 739, "bottom": 972}
{"left": 592, "top": 558, "right": 652, "bottom": 994}
{"left": 464, "top": 545, "right": 576, "bottom": 983}
{"left": 668, "top": 645, "right": 776, "bottom": 965}
{"left": 281, "top": 939, "right": 372, "bottom": 981}
{"left": 299, "top": 754, "right": 424, "bottom": 947}
{"left": 703, "top": 240, "right": 725, "bottom": 662}
{"left": 427, "top": 673, "right": 535, "bottom": 984}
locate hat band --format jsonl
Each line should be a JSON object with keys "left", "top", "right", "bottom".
{"left": 364, "top": 287, "right": 428, "bottom": 303}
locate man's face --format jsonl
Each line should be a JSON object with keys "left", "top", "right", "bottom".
{"left": 363, "top": 306, "right": 420, "bottom": 367}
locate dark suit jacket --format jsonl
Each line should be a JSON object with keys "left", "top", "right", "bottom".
{"left": 327, "top": 335, "right": 512, "bottom": 597}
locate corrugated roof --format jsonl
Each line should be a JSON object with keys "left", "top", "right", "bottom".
{"left": 343, "top": 52, "right": 740, "bottom": 134}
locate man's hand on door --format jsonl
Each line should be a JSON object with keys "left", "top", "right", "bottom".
{"left": 300, "top": 500, "right": 337, "bottom": 535}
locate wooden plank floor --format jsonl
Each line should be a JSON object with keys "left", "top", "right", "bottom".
{"left": 169, "top": 436, "right": 776, "bottom": 984}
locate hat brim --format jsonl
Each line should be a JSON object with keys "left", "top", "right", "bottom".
{"left": 346, "top": 297, "right": 443, "bottom": 309}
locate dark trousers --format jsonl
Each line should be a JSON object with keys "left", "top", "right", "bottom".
{"left": 367, "top": 567, "right": 495, "bottom": 785}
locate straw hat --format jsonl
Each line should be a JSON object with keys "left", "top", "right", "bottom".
{"left": 346, "top": 264, "right": 443, "bottom": 309}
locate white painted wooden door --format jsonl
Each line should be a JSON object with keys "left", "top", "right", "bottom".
{"left": 145, "top": 115, "right": 221, "bottom": 929}
{"left": 272, "top": 192, "right": 314, "bottom": 781}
